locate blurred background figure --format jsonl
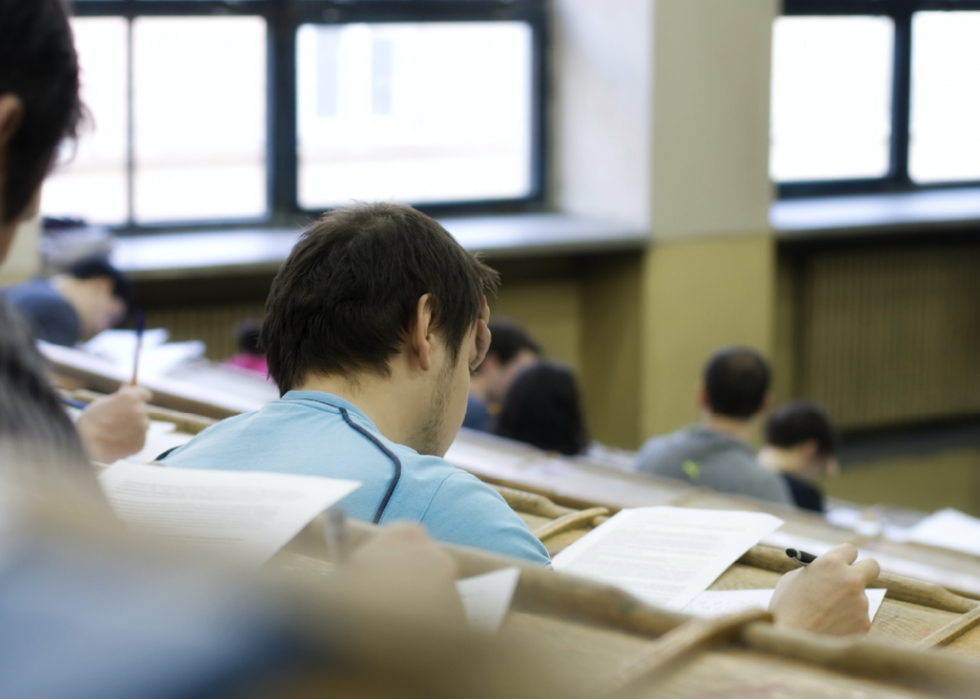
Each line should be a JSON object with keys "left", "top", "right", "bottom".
{"left": 759, "top": 401, "right": 841, "bottom": 513}
{"left": 495, "top": 361, "right": 588, "bottom": 456}
{"left": 2, "top": 255, "right": 131, "bottom": 346}
{"left": 632, "top": 347, "right": 792, "bottom": 507}
{"left": 464, "top": 319, "right": 542, "bottom": 432}
{"left": 222, "top": 318, "right": 268, "bottom": 378}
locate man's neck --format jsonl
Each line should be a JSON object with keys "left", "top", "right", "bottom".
{"left": 758, "top": 446, "right": 804, "bottom": 476}
{"left": 296, "top": 371, "right": 421, "bottom": 452}
{"left": 700, "top": 412, "right": 755, "bottom": 445}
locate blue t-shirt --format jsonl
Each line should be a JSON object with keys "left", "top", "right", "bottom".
{"left": 2, "top": 278, "right": 80, "bottom": 347}
{"left": 462, "top": 393, "right": 492, "bottom": 432}
{"left": 160, "top": 391, "right": 551, "bottom": 566}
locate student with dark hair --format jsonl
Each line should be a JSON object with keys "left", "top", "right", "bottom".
{"left": 4, "top": 255, "right": 132, "bottom": 346}
{"left": 0, "top": 0, "right": 150, "bottom": 467}
{"left": 222, "top": 318, "right": 269, "bottom": 377}
{"left": 495, "top": 362, "right": 588, "bottom": 456}
{"left": 161, "top": 203, "right": 551, "bottom": 565}
{"left": 759, "top": 401, "right": 841, "bottom": 513}
{"left": 464, "top": 319, "right": 542, "bottom": 431}
{"left": 632, "top": 346, "right": 792, "bottom": 506}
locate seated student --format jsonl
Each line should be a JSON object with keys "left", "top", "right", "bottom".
{"left": 221, "top": 318, "right": 269, "bottom": 377}
{"left": 758, "top": 401, "right": 840, "bottom": 513}
{"left": 160, "top": 203, "right": 551, "bottom": 565}
{"left": 633, "top": 347, "right": 792, "bottom": 506}
{"left": 464, "top": 319, "right": 541, "bottom": 432}
{"left": 3, "top": 255, "right": 132, "bottom": 346}
{"left": 0, "top": 0, "right": 149, "bottom": 468}
{"left": 495, "top": 362, "right": 588, "bottom": 457}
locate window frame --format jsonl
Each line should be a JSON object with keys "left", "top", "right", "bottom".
{"left": 70, "top": 0, "right": 550, "bottom": 233}
{"left": 779, "top": 0, "right": 980, "bottom": 199}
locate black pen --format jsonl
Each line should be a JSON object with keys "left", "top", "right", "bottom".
{"left": 786, "top": 548, "right": 817, "bottom": 566}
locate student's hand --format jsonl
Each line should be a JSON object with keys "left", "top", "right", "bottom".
{"left": 76, "top": 386, "right": 153, "bottom": 463}
{"left": 471, "top": 296, "right": 492, "bottom": 371}
{"left": 769, "top": 544, "right": 881, "bottom": 636}
{"left": 333, "top": 524, "right": 465, "bottom": 628}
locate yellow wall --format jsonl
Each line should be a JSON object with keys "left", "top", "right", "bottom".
{"left": 639, "top": 234, "right": 774, "bottom": 440}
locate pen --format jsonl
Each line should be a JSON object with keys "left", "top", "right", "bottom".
{"left": 786, "top": 548, "right": 818, "bottom": 566}
{"left": 130, "top": 310, "right": 144, "bottom": 386}
{"left": 58, "top": 396, "right": 89, "bottom": 411}
{"left": 323, "top": 504, "right": 349, "bottom": 565}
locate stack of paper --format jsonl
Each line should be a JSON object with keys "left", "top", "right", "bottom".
{"left": 100, "top": 463, "right": 359, "bottom": 567}
{"left": 552, "top": 507, "right": 783, "bottom": 610}
{"left": 904, "top": 508, "right": 980, "bottom": 557}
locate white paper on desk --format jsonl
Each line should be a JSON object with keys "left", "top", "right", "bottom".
{"left": 99, "top": 463, "right": 360, "bottom": 567}
{"left": 455, "top": 567, "right": 521, "bottom": 634}
{"left": 683, "top": 588, "right": 886, "bottom": 623}
{"left": 905, "top": 509, "right": 980, "bottom": 557}
{"left": 552, "top": 508, "right": 783, "bottom": 610}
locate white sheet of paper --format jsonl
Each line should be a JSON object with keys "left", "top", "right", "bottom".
{"left": 905, "top": 508, "right": 980, "bottom": 557}
{"left": 683, "top": 588, "right": 887, "bottom": 624}
{"left": 455, "top": 567, "right": 521, "bottom": 634}
{"left": 99, "top": 463, "right": 360, "bottom": 566}
{"left": 552, "top": 507, "right": 783, "bottom": 610}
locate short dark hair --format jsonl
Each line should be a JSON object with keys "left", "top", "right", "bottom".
{"left": 495, "top": 362, "right": 588, "bottom": 456}
{"left": 0, "top": 0, "right": 83, "bottom": 224}
{"left": 262, "top": 203, "right": 500, "bottom": 394}
{"left": 486, "top": 319, "right": 542, "bottom": 366}
{"left": 703, "top": 346, "right": 771, "bottom": 419}
{"left": 765, "top": 401, "right": 839, "bottom": 457}
{"left": 68, "top": 255, "right": 133, "bottom": 308}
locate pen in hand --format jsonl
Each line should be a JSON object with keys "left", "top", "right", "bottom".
{"left": 130, "top": 310, "right": 144, "bottom": 386}
{"left": 786, "top": 548, "right": 818, "bottom": 566}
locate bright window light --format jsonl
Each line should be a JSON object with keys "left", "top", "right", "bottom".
{"left": 770, "top": 16, "right": 894, "bottom": 182}
{"left": 42, "top": 18, "right": 128, "bottom": 225}
{"left": 133, "top": 16, "right": 267, "bottom": 223}
{"left": 296, "top": 21, "right": 534, "bottom": 209}
{"left": 910, "top": 12, "right": 980, "bottom": 184}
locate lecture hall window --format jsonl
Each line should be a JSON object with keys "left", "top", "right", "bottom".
{"left": 42, "top": 1, "right": 547, "bottom": 233}
{"left": 773, "top": 1, "right": 980, "bottom": 199}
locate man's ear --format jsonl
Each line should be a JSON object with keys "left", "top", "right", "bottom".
{"left": 0, "top": 95, "right": 24, "bottom": 148}
{"left": 760, "top": 391, "right": 774, "bottom": 414}
{"left": 801, "top": 439, "right": 820, "bottom": 459}
{"left": 696, "top": 383, "right": 710, "bottom": 411}
{"left": 90, "top": 277, "right": 114, "bottom": 294}
{"left": 409, "top": 293, "right": 435, "bottom": 372}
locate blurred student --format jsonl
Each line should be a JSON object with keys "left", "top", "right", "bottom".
{"left": 222, "top": 318, "right": 269, "bottom": 377}
{"left": 759, "top": 401, "right": 841, "bottom": 513}
{"left": 495, "top": 362, "right": 588, "bottom": 456}
{"left": 3, "top": 255, "right": 132, "bottom": 346}
{"left": 0, "top": 0, "right": 149, "bottom": 465}
{"left": 161, "top": 203, "right": 551, "bottom": 566}
{"left": 464, "top": 319, "right": 541, "bottom": 432}
{"left": 633, "top": 346, "right": 792, "bottom": 506}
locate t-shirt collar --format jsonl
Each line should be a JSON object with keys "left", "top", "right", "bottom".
{"left": 281, "top": 390, "right": 377, "bottom": 429}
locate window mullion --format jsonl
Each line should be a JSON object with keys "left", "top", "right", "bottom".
{"left": 889, "top": 4, "right": 913, "bottom": 187}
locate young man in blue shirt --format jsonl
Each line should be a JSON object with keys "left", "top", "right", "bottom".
{"left": 161, "top": 203, "right": 552, "bottom": 565}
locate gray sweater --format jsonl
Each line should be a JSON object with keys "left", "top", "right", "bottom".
{"left": 633, "top": 426, "right": 792, "bottom": 506}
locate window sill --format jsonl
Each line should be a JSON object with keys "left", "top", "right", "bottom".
{"left": 771, "top": 187, "right": 980, "bottom": 240}
{"left": 110, "top": 213, "right": 649, "bottom": 281}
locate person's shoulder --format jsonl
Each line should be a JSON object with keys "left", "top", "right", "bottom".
{"left": 634, "top": 426, "right": 695, "bottom": 471}
{"left": 420, "top": 469, "right": 552, "bottom": 566}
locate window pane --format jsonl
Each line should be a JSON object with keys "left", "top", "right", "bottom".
{"left": 133, "top": 17, "right": 267, "bottom": 223}
{"left": 910, "top": 12, "right": 980, "bottom": 183}
{"left": 42, "top": 18, "right": 128, "bottom": 225}
{"left": 770, "top": 16, "right": 894, "bottom": 182}
{"left": 297, "top": 22, "right": 533, "bottom": 209}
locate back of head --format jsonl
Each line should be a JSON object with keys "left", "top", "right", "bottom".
{"left": 0, "top": 0, "right": 82, "bottom": 224}
{"left": 495, "top": 362, "right": 588, "bottom": 456}
{"left": 765, "top": 401, "right": 839, "bottom": 457}
{"left": 486, "top": 319, "right": 542, "bottom": 366}
{"left": 703, "top": 346, "right": 771, "bottom": 420}
{"left": 261, "top": 203, "right": 499, "bottom": 394}
{"left": 68, "top": 255, "right": 134, "bottom": 309}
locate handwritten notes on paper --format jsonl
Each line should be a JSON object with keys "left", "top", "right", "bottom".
{"left": 683, "top": 588, "right": 887, "bottom": 623}
{"left": 456, "top": 567, "right": 521, "bottom": 634}
{"left": 100, "top": 463, "right": 359, "bottom": 567}
{"left": 552, "top": 508, "right": 783, "bottom": 611}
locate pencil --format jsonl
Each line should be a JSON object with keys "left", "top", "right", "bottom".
{"left": 130, "top": 310, "right": 144, "bottom": 386}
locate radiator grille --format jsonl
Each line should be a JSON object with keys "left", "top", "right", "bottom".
{"left": 798, "top": 245, "right": 980, "bottom": 430}
{"left": 145, "top": 303, "right": 266, "bottom": 362}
